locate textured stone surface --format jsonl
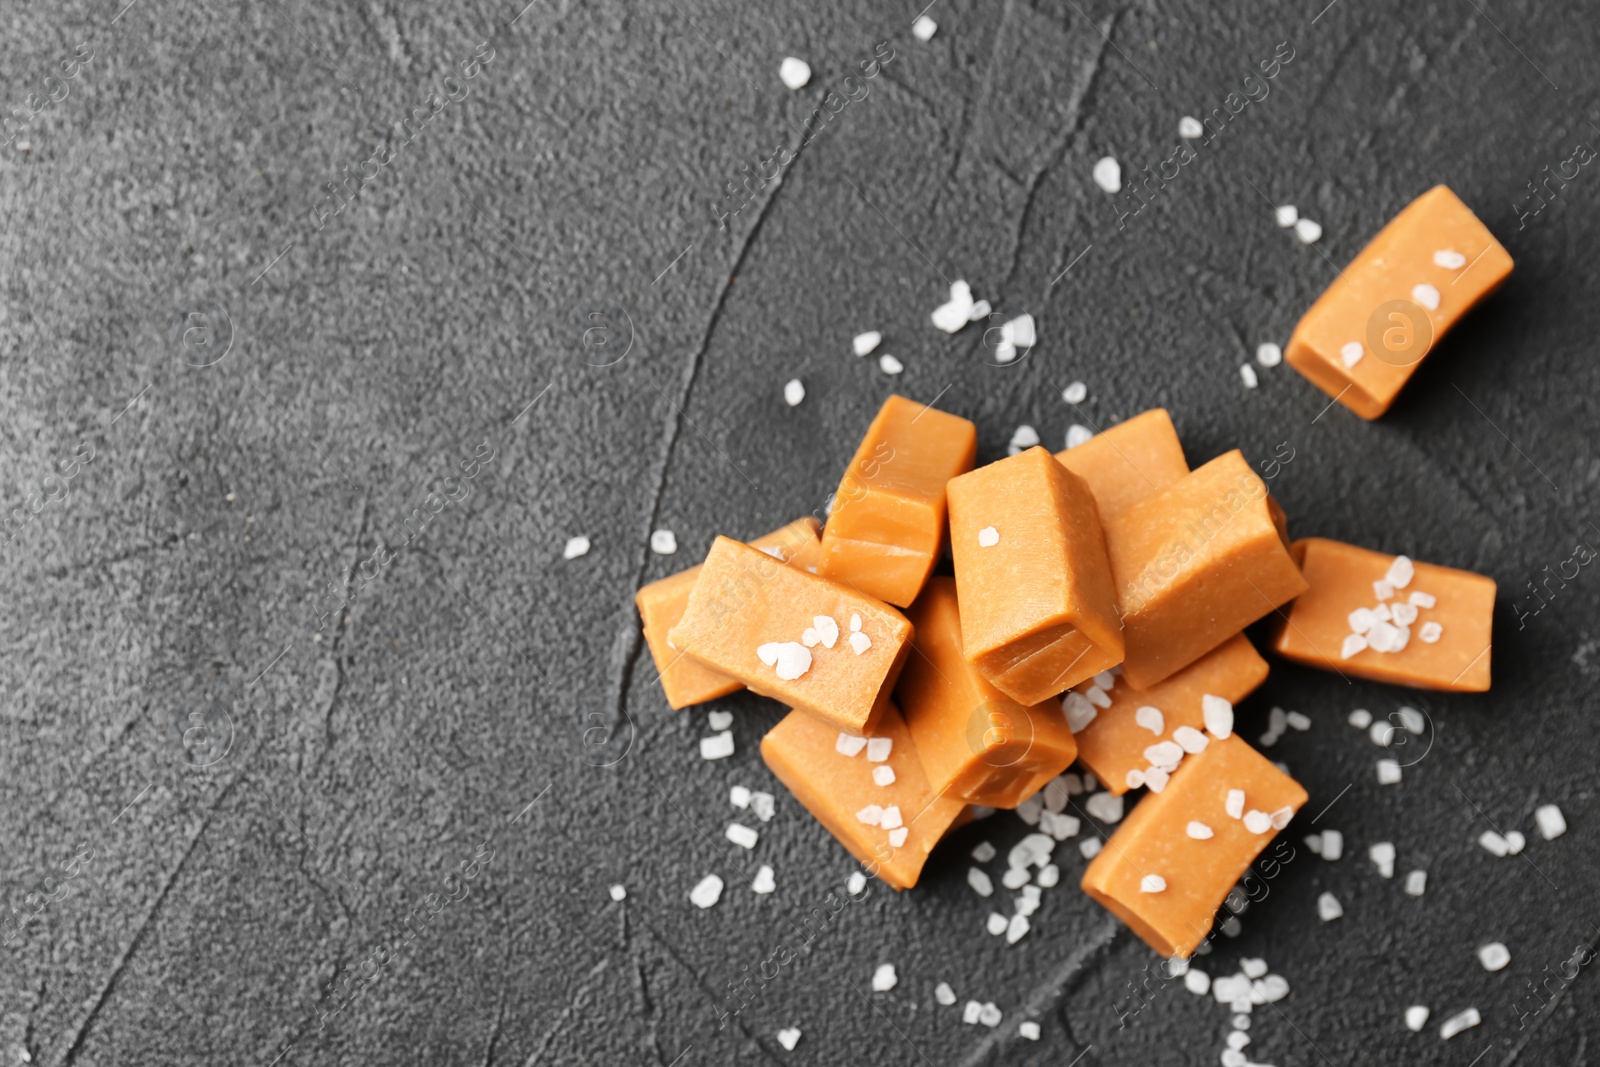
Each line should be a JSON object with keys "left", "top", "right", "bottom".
{"left": 0, "top": 0, "right": 1596, "bottom": 1064}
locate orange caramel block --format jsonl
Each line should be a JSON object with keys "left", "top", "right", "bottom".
{"left": 1072, "top": 634, "right": 1269, "bottom": 797}
{"left": 818, "top": 395, "right": 978, "bottom": 607}
{"left": 762, "top": 702, "right": 968, "bottom": 890}
{"left": 1286, "top": 185, "right": 1513, "bottom": 420}
{"left": 1083, "top": 735, "right": 1307, "bottom": 958}
{"left": 1272, "top": 538, "right": 1495, "bottom": 692}
{"left": 897, "top": 578, "right": 1077, "bottom": 808}
{"left": 946, "top": 447, "right": 1124, "bottom": 705}
{"left": 1055, "top": 408, "right": 1190, "bottom": 524}
{"left": 635, "top": 518, "right": 823, "bottom": 709}
{"left": 1106, "top": 450, "right": 1308, "bottom": 690}
{"left": 669, "top": 537, "right": 913, "bottom": 734}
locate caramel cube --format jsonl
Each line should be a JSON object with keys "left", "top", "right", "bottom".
{"left": 1271, "top": 538, "right": 1494, "bottom": 692}
{"left": 668, "top": 537, "right": 913, "bottom": 734}
{"left": 1082, "top": 735, "right": 1307, "bottom": 958}
{"left": 1286, "top": 186, "right": 1513, "bottom": 419}
{"left": 635, "top": 518, "right": 823, "bottom": 709}
{"left": 1071, "top": 634, "right": 1269, "bottom": 796}
{"left": 761, "top": 703, "right": 968, "bottom": 890}
{"left": 897, "top": 578, "right": 1077, "bottom": 808}
{"left": 946, "top": 447, "right": 1124, "bottom": 705}
{"left": 1106, "top": 450, "right": 1308, "bottom": 689}
{"left": 1056, "top": 408, "right": 1190, "bottom": 523}
{"left": 818, "top": 395, "right": 978, "bottom": 607}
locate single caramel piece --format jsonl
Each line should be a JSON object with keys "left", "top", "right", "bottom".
{"left": 1272, "top": 538, "right": 1494, "bottom": 692}
{"left": 1286, "top": 186, "right": 1513, "bottom": 419}
{"left": 818, "top": 395, "right": 978, "bottom": 607}
{"left": 1106, "top": 450, "right": 1308, "bottom": 689}
{"left": 1056, "top": 408, "right": 1190, "bottom": 523}
{"left": 897, "top": 578, "right": 1077, "bottom": 808}
{"left": 946, "top": 447, "right": 1124, "bottom": 705}
{"left": 635, "top": 518, "right": 823, "bottom": 709}
{"left": 668, "top": 537, "right": 913, "bottom": 734}
{"left": 762, "top": 702, "right": 968, "bottom": 890}
{"left": 1072, "top": 634, "right": 1269, "bottom": 796}
{"left": 1082, "top": 735, "right": 1307, "bottom": 958}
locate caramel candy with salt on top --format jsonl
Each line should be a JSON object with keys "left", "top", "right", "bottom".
{"left": 761, "top": 702, "right": 968, "bottom": 890}
{"left": 897, "top": 578, "right": 1077, "bottom": 808}
{"left": 1055, "top": 408, "right": 1190, "bottom": 524}
{"left": 1286, "top": 185, "right": 1513, "bottom": 420}
{"left": 1071, "top": 634, "right": 1269, "bottom": 797}
{"left": 946, "top": 447, "right": 1124, "bottom": 705}
{"left": 818, "top": 395, "right": 978, "bottom": 607}
{"left": 668, "top": 536, "right": 913, "bottom": 734}
{"left": 1105, "top": 450, "right": 1308, "bottom": 690}
{"left": 1272, "top": 537, "right": 1494, "bottom": 692}
{"left": 635, "top": 518, "right": 823, "bottom": 710}
{"left": 1082, "top": 734, "right": 1307, "bottom": 958}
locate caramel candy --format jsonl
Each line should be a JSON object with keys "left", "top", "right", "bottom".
{"left": 1106, "top": 450, "right": 1308, "bottom": 689}
{"left": 1286, "top": 186, "right": 1513, "bottom": 419}
{"left": 1071, "top": 634, "right": 1269, "bottom": 796}
{"left": 635, "top": 518, "right": 823, "bottom": 709}
{"left": 946, "top": 447, "right": 1124, "bottom": 705}
{"left": 818, "top": 395, "right": 978, "bottom": 607}
{"left": 1056, "top": 408, "right": 1189, "bottom": 523}
{"left": 1082, "top": 735, "right": 1307, "bottom": 958}
{"left": 897, "top": 578, "right": 1077, "bottom": 808}
{"left": 761, "top": 703, "right": 968, "bottom": 890}
{"left": 668, "top": 536, "right": 912, "bottom": 734}
{"left": 1272, "top": 538, "right": 1494, "bottom": 692}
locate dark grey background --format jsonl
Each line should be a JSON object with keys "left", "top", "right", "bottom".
{"left": 1, "top": 0, "right": 1596, "bottom": 1063}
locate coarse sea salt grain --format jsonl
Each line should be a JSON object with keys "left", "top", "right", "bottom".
{"left": 1202, "top": 694, "right": 1234, "bottom": 738}
{"left": 1179, "top": 115, "right": 1204, "bottom": 139}
{"left": 1478, "top": 830, "right": 1510, "bottom": 856}
{"left": 1405, "top": 870, "right": 1427, "bottom": 896}
{"left": 1243, "top": 810, "right": 1272, "bottom": 834}
{"left": 726, "top": 822, "right": 759, "bottom": 849}
{"left": 1174, "top": 725, "right": 1209, "bottom": 754}
{"left": 1349, "top": 708, "right": 1373, "bottom": 729}
{"left": 1412, "top": 284, "right": 1441, "bottom": 311}
{"left": 1536, "top": 804, "right": 1567, "bottom": 839}
{"left": 849, "top": 631, "right": 873, "bottom": 654}
{"left": 709, "top": 710, "right": 733, "bottom": 732}
{"left": 1185, "top": 969, "right": 1211, "bottom": 995}
{"left": 1225, "top": 789, "right": 1245, "bottom": 819}
{"left": 776, "top": 1026, "right": 800, "bottom": 1050}
{"left": 873, "top": 765, "right": 895, "bottom": 787}
{"left": 1506, "top": 830, "right": 1526, "bottom": 854}
{"left": 610, "top": 884, "right": 626, "bottom": 901}
{"left": 1440, "top": 1007, "right": 1481, "bottom": 1040}
{"left": 878, "top": 354, "right": 904, "bottom": 375}
{"left": 1419, "top": 621, "right": 1443, "bottom": 643}
{"left": 1295, "top": 217, "right": 1323, "bottom": 244}
{"left": 690, "top": 873, "right": 724, "bottom": 908}
{"left": 1187, "top": 821, "right": 1214, "bottom": 840}
{"left": 848, "top": 871, "right": 867, "bottom": 894}
{"left": 752, "top": 865, "right": 776, "bottom": 894}
{"left": 1092, "top": 156, "right": 1122, "bottom": 193}
{"left": 1065, "top": 424, "right": 1094, "bottom": 448}
{"left": 1079, "top": 838, "right": 1102, "bottom": 859}
{"left": 853, "top": 330, "right": 882, "bottom": 356}
{"left": 1317, "top": 891, "right": 1343, "bottom": 921}
{"left": 1063, "top": 381, "right": 1088, "bottom": 404}
{"left": 1256, "top": 342, "right": 1283, "bottom": 367}
{"left": 1377, "top": 759, "right": 1402, "bottom": 785}
{"left": 1434, "top": 249, "right": 1467, "bottom": 269}
{"left": 771, "top": 642, "right": 812, "bottom": 680}
{"left": 1370, "top": 841, "right": 1396, "bottom": 878}
{"left": 1405, "top": 1005, "right": 1430, "bottom": 1032}
{"left": 935, "top": 981, "right": 956, "bottom": 1005}
{"left": 1086, "top": 792, "right": 1123, "bottom": 823}
{"left": 1141, "top": 874, "right": 1167, "bottom": 893}
{"left": 978, "top": 526, "right": 999, "bottom": 548}
{"left": 1340, "top": 341, "right": 1364, "bottom": 368}
{"left": 778, "top": 56, "right": 811, "bottom": 90}
{"left": 1135, "top": 705, "right": 1165, "bottom": 734}
{"left": 563, "top": 535, "right": 591, "bottom": 559}
{"left": 866, "top": 737, "right": 892, "bottom": 762}
{"left": 750, "top": 792, "right": 775, "bottom": 821}
{"left": 871, "top": 963, "right": 897, "bottom": 992}
{"left": 1240, "top": 364, "right": 1259, "bottom": 389}
{"left": 650, "top": 530, "right": 677, "bottom": 555}
{"left": 1019, "top": 1021, "right": 1041, "bottom": 1041}
{"left": 783, "top": 379, "right": 805, "bottom": 407}
{"left": 836, "top": 732, "right": 867, "bottom": 757}
{"left": 1275, "top": 204, "right": 1298, "bottom": 227}
{"left": 986, "top": 912, "right": 1007, "bottom": 935}
{"left": 968, "top": 868, "right": 994, "bottom": 897}
{"left": 962, "top": 1001, "right": 982, "bottom": 1025}
{"left": 911, "top": 14, "right": 937, "bottom": 40}
{"left": 700, "top": 731, "right": 734, "bottom": 760}
{"left": 1321, "top": 829, "right": 1344, "bottom": 860}
{"left": 1006, "top": 914, "right": 1030, "bottom": 943}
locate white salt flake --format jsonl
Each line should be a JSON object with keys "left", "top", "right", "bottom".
{"left": 1317, "top": 891, "right": 1343, "bottom": 921}
{"left": 1079, "top": 838, "right": 1102, "bottom": 859}
{"left": 1086, "top": 792, "right": 1123, "bottom": 823}
{"left": 849, "top": 631, "right": 873, "bottom": 655}
{"left": 1321, "top": 829, "right": 1344, "bottom": 860}
{"left": 708, "top": 711, "right": 733, "bottom": 732}
{"left": 847, "top": 871, "right": 867, "bottom": 895}
{"left": 1092, "top": 156, "right": 1122, "bottom": 193}
{"left": 783, "top": 379, "right": 805, "bottom": 407}
{"left": 1125, "top": 769, "right": 1146, "bottom": 790}
{"left": 871, "top": 963, "right": 897, "bottom": 992}
{"left": 1478, "top": 830, "right": 1510, "bottom": 856}
{"left": 1506, "top": 830, "right": 1526, "bottom": 854}
{"left": 1243, "top": 810, "right": 1273, "bottom": 834}
{"left": 1135, "top": 705, "right": 1165, "bottom": 734}
{"left": 1086, "top": 686, "right": 1112, "bottom": 709}
{"left": 1340, "top": 341, "right": 1364, "bottom": 368}
{"left": 1434, "top": 249, "right": 1467, "bottom": 269}
{"left": 700, "top": 731, "right": 735, "bottom": 760}
{"left": 977, "top": 1003, "right": 1002, "bottom": 1028}
{"left": 610, "top": 884, "right": 626, "bottom": 901}
{"left": 778, "top": 57, "right": 811, "bottom": 90}
{"left": 1173, "top": 725, "right": 1209, "bottom": 754}
{"left": 810, "top": 616, "right": 839, "bottom": 649}
{"left": 1006, "top": 913, "right": 1030, "bottom": 943}
{"left": 972, "top": 841, "right": 996, "bottom": 862}
{"left": 1255, "top": 974, "right": 1290, "bottom": 1002}
{"left": 1143, "top": 767, "right": 1170, "bottom": 793}
{"left": 752, "top": 865, "right": 776, "bottom": 894}
{"left": 1286, "top": 710, "right": 1312, "bottom": 731}
{"left": 650, "top": 530, "right": 678, "bottom": 555}
{"left": 1202, "top": 694, "right": 1234, "bottom": 738}
{"left": 1405, "top": 1005, "right": 1430, "bottom": 1031}
{"left": 935, "top": 981, "right": 956, "bottom": 1005}
{"left": 1145, "top": 741, "right": 1184, "bottom": 768}
{"left": 771, "top": 642, "right": 812, "bottom": 680}
{"left": 690, "top": 874, "right": 724, "bottom": 908}
{"left": 1410, "top": 590, "right": 1437, "bottom": 608}
{"left": 562, "top": 536, "right": 591, "bottom": 559}
{"left": 1001, "top": 314, "right": 1036, "bottom": 349}
{"left": 865, "top": 737, "right": 892, "bottom": 762}
{"left": 1295, "top": 217, "right": 1323, "bottom": 244}
{"left": 1370, "top": 841, "right": 1396, "bottom": 878}
{"left": 726, "top": 822, "right": 759, "bottom": 849}
{"left": 1536, "top": 804, "right": 1567, "bottom": 840}
{"left": 879, "top": 805, "right": 903, "bottom": 830}
{"left": 1386, "top": 556, "right": 1415, "bottom": 589}
{"left": 853, "top": 331, "right": 882, "bottom": 356}
{"left": 1405, "top": 869, "right": 1427, "bottom": 896}
{"left": 1179, "top": 115, "right": 1204, "bottom": 139}
{"left": 872, "top": 765, "right": 895, "bottom": 787}
{"left": 962, "top": 1001, "right": 982, "bottom": 1025}
{"left": 1187, "top": 821, "right": 1214, "bottom": 840}
{"left": 878, "top": 354, "right": 904, "bottom": 375}
{"left": 1185, "top": 969, "right": 1211, "bottom": 995}
{"left": 1348, "top": 708, "right": 1373, "bottom": 729}
{"left": 1065, "top": 424, "right": 1094, "bottom": 448}
{"left": 1419, "top": 621, "right": 1443, "bottom": 643}
{"left": 985, "top": 912, "right": 1007, "bottom": 936}
{"left": 968, "top": 868, "right": 994, "bottom": 897}
{"left": 1140, "top": 874, "right": 1167, "bottom": 893}
{"left": 977, "top": 526, "right": 999, "bottom": 548}
{"left": 776, "top": 1026, "right": 800, "bottom": 1050}
{"left": 1037, "top": 864, "right": 1060, "bottom": 887}
{"left": 1256, "top": 342, "right": 1283, "bottom": 367}
{"left": 1009, "top": 425, "right": 1040, "bottom": 451}
{"left": 836, "top": 732, "right": 867, "bottom": 757}
{"left": 1240, "top": 364, "right": 1259, "bottom": 389}
{"left": 1275, "top": 204, "right": 1298, "bottom": 227}
{"left": 750, "top": 792, "right": 776, "bottom": 822}
{"left": 1349, "top": 607, "right": 1376, "bottom": 634}
{"left": 911, "top": 14, "right": 937, "bottom": 40}
{"left": 1341, "top": 634, "right": 1369, "bottom": 659}
{"left": 1019, "top": 1020, "right": 1040, "bottom": 1041}
{"left": 1374, "top": 579, "right": 1396, "bottom": 600}
{"left": 1412, "top": 283, "right": 1441, "bottom": 311}
{"left": 856, "top": 805, "right": 884, "bottom": 827}
{"left": 1440, "top": 1007, "right": 1481, "bottom": 1040}
{"left": 1225, "top": 789, "right": 1245, "bottom": 819}
{"left": 1064, "top": 691, "right": 1097, "bottom": 733}
{"left": 1240, "top": 958, "right": 1268, "bottom": 979}
{"left": 887, "top": 827, "right": 908, "bottom": 848}
{"left": 1063, "top": 381, "right": 1088, "bottom": 404}
{"left": 1377, "top": 759, "right": 1402, "bottom": 785}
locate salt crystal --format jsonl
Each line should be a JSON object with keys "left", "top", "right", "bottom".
{"left": 690, "top": 874, "right": 724, "bottom": 908}
{"left": 1256, "top": 342, "right": 1283, "bottom": 367}
{"left": 752, "top": 865, "right": 776, "bottom": 894}
{"left": 878, "top": 354, "right": 904, "bottom": 375}
{"left": 1386, "top": 555, "right": 1415, "bottom": 589}
{"left": 866, "top": 737, "right": 892, "bottom": 762}
{"left": 849, "top": 631, "right": 872, "bottom": 654}
{"left": 1295, "top": 217, "right": 1323, "bottom": 244}
{"left": 726, "top": 822, "right": 759, "bottom": 849}
{"left": 1439, "top": 1007, "right": 1481, "bottom": 1040}
{"left": 1179, "top": 116, "right": 1205, "bottom": 139}
{"left": 1135, "top": 705, "right": 1165, "bottom": 734}
{"left": 1173, "top": 725, "right": 1209, "bottom": 754}
{"left": 1092, "top": 156, "right": 1122, "bottom": 193}
{"left": 836, "top": 732, "right": 867, "bottom": 757}
{"left": 911, "top": 14, "right": 937, "bottom": 40}
{"left": 1369, "top": 841, "right": 1395, "bottom": 878}
{"left": 1412, "top": 284, "right": 1441, "bottom": 311}
{"left": 1202, "top": 694, "right": 1234, "bottom": 738}
{"left": 968, "top": 868, "right": 994, "bottom": 897}
{"left": 872, "top": 765, "right": 895, "bottom": 786}
{"left": 1063, "top": 381, "right": 1088, "bottom": 403}
{"left": 1187, "top": 821, "right": 1214, "bottom": 840}
{"left": 1434, "top": 249, "right": 1467, "bottom": 269}
{"left": 1405, "top": 1005, "right": 1429, "bottom": 1031}
{"left": 871, "top": 963, "right": 897, "bottom": 992}
{"left": 778, "top": 57, "right": 811, "bottom": 90}
{"left": 783, "top": 379, "right": 805, "bottom": 407}
{"left": 700, "top": 731, "right": 735, "bottom": 760}
{"left": 1140, "top": 874, "right": 1167, "bottom": 893}
{"left": 935, "top": 982, "right": 956, "bottom": 1006}
{"left": 852, "top": 331, "right": 882, "bottom": 356}
{"left": 1340, "top": 341, "right": 1364, "bottom": 367}
{"left": 1065, "top": 424, "right": 1093, "bottom": 448}
{"left": 610, "top": 884, "right": 626, "bottom": 901}
{"left": 1536, "top": 804, "right": 1567, "bottom": 840}
{"left": 1405, "top": 870, "right": 1426, "bottom": 896}
{"left": 1275, "top": 204, "right": 1298, "bottom": 227}
{"left": 1478, "top": 830, "right": 1509, "bottom": 857}
{"left": 563, "top": 535, "right": 591, "bottom": 559}
{"left": 978, "top": 526, "right": 1000, "bottom": 548}
{"left": 1317, "top": 891, "right": 1343, "bottom": 921}
{"left": 1377, "top": 759, "right": 1402, "bottom": 785}
{"left": 1240, "top": 364, "right": 1259, "bottom": 389}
